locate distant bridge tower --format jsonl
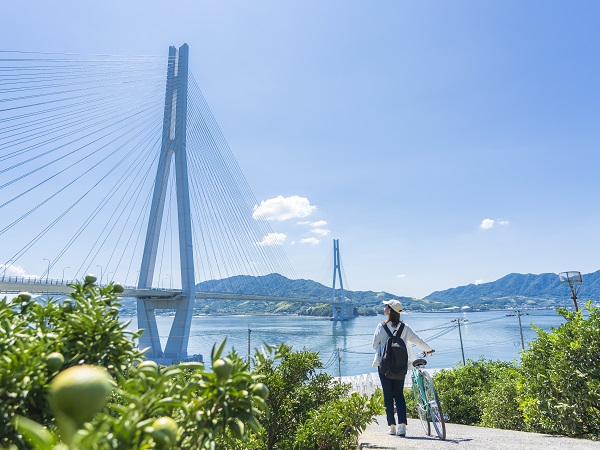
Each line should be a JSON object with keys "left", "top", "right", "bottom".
{"left": 137, "top": 44, "right": 197, "bottom": 363}
{"left": 330, "top": 239, "right": 353, "bottom": 321}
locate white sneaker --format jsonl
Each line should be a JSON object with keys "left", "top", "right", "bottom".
{"left": 397, "top": 423, "right": 406, "bottom": 437}
{"left": 388, "top": 425, "right": 396, "bottom": 435}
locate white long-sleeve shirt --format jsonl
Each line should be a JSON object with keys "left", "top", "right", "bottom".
{"left": 372, "top": 321, "right": 433, "bottom": 368}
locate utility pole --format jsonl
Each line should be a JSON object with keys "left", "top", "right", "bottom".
{"left": 507, "top": 309, "right": 529, "bottom": 351}
{"left": 247, "top": 326, "right": 252, "bottom": 366}
{"left": 452, "top": 318, "right": 468, "bottom": 365}
{"left": 559, "top": 271, "right": 582, "bottom": 312}
{"left": 337, "top": 348, "right": 342, "bottom": 381}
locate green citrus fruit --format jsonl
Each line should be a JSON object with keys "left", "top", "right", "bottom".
{"left": 138, "top": 360, "right": 159, "bottom": 375}
{"left": 46, "top": 352, "right": 65, "bottom": 372}
{"left": 252, "top": 382, "right": 269, "bottom": 399}
{"left": 151, "top": 416, "right": 178, "bottom": 448}
{"left": 213, "top": 358, "right": 233, "bottom": 379}
{"left": 49, "top": 365, "right": 112, "bottom": 426}
{"left": 113, "top": 283, "right": 124, "bottom": 293}
{"left": 84, "top": 274, "right": 97, "bottom": 284}
{"left": 229, "top": 419, "right": 245, "bottom": 439}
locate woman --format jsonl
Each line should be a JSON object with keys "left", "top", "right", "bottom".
{"left": 372, "top": 299, "right": 434, "bottom": 437}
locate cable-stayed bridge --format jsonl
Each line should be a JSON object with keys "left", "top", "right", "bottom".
{"left": 0, "top": 45, "right": 354, "bottom": 363}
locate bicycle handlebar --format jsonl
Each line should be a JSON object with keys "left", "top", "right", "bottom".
{"left": 417, "top": 349, "right": 435, "bottom": 358}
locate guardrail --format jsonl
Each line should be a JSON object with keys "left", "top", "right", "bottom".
{"left": 340, "top": 369, "right": 446, "bottom": 395}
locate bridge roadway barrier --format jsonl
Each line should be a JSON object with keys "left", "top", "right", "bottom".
{"left": 0, "top": 277, "right": 350, "bottom": 305}
{"left": 339, "top": 368, "right": 446, "bottom": 396}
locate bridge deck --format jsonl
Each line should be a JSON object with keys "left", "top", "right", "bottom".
{"left": 0, "top": 279, "right": 346, "bottom": 305}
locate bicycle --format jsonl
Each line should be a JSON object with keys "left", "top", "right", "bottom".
{"left": 411, "top": 351, "right": 446, "bottom": 440}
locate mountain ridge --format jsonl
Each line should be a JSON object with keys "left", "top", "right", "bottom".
{"left": 194, "top": 273, "right": 445, "bottom": 315}
{"left": 423, "top": 270, "right": 600, "bottom": 309}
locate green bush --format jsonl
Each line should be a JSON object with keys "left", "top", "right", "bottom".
{"left": 293, "top": 392, "right": 382, "bottom": 449}
{"left": 519, "top": 303, "right": 600, "bottom": 438}
{"left": 404, "top": 388, "right": 417, "bottom": 419}
{"left": 250, "top": 343, "right": 349, "bottom": 449}
{"left": 218, "top": 343, "right": 381, "bottom": 449}
{"left": 480, "top": 368, "right": 525, "bottom": 430}
{"left": 433, "top": 358, "right": 518, "bottom": 425}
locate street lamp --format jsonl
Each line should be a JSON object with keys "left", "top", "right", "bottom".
{"left": 96, "top": 265, "right": 103, "bottom": 285}
{"left": 559, "top": 271, "right": 582, "bottom": 312}
{"left": 62, "top": 266, "right": 70, "bottom": 284}
{"left": 43, "top": 258, "right": 50, "bottom": 284}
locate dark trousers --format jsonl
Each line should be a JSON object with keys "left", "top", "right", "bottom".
{"left": 378, "top": 368, "right": 407, "bottom": 426}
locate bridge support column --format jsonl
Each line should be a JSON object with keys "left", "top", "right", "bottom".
{"left": 331, "top": 239, "right": 349, "bottom": 321}
{"left": 137, "top": 44, "right": 198, "bottom": 364}
{"left": 137, "top": 299, "right": 163, "bottom": 358}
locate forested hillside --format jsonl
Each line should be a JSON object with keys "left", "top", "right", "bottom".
{"left": 423, "top": 270, "right": 600, "bottom": 309}
{"left": 193, "top": 273, "right": 444, "bottom": 316}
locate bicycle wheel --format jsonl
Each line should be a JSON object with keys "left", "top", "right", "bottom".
{"left": 422, "top": 371, "right": 446, "bottom": 440}
{"left": 411, "top": 372, "right": 430, "bottom": 436}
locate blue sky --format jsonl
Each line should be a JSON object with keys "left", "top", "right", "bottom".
{"left": 2, "top": 1, "right": 600, "bottom": 298}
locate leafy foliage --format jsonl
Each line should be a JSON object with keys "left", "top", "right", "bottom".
{"left": 1, "top": 280, "right": 268, "bottom": 449}
{"left": 433, "top": 358, "right": 518, "bottom": 425}
{"left": 72, "top": 345, "right": 267, "bottom": 450}
{"left": 432, "top": 304, "right": 600, "bottom": 439}
{"left": 0, "top": 279, "right": 143, "bottom": 448}
{"left": 293, "top": 392, "right": 382, "bottom": 449}
{"left": 480, "top": 368, "right": 525, "bottom": 430}
{"left": 251, "top": 343, "right": 348, "bottom": 449}
{"left": 217, "top": 343, "right": 382, "bottom": 449}
{"left": 519, "top": 303, "right": 600, "bottom": 437}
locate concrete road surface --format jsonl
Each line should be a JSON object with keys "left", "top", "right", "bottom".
{"left": 359, "top": 416, "right": 600, "bottom": 450}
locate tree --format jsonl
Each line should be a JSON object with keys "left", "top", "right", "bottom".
{"left": 519, "top": 303, "right": 600, "bottom": 437}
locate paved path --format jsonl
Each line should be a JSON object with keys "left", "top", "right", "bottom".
{"left": 359, "top": 416, "right": 600, "bottom": 450}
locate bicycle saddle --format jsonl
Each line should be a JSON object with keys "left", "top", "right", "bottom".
{"left": 412, "top": 358, "right": 427, "bottom": 367}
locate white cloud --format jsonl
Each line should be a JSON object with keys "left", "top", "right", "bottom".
{"left": 480, "top": 218, "right": 510, "bottom": 229}
{"left": 480, "top": 219, "right": 495, "bottom": 229}
{"left": 0, "top": 264, "right": 39, "bottom": 278}
{"left": 310, "top": 228, "right": 331, "bottom": 236}
{"left": 474, "top": 279, "right": 484, "bottom": 285}
{"left": 397, "top": 274, "right": 406, "bottom": 279}
{"left": 257, "top": 233, "right": 287, "bottom": 246}
{"left": 312, "top": 220, "right": 327, "bottom": 227}
{"left": 253, "top": 196, "right": 316, "bottom": 221}
{"left": 300, "top": 237, "right": 320, "bottom": 245}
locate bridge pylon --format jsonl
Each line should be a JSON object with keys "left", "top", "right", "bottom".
{"left": 330, "top": 239, "right": 353, "bottom": 321}
{"left": 137, "top": 44, "right": 199, "bottom": 364}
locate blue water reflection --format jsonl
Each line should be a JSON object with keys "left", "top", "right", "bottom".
{"left": 125, "top": 310, "right": 565, "bottom": 376}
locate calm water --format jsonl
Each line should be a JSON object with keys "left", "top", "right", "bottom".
{"left": 124, "top": 310, "right": 566, "bottom": 376}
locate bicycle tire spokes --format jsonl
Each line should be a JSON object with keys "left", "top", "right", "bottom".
{"left": 423, "top": 371, "right": 446, "bottom": 440}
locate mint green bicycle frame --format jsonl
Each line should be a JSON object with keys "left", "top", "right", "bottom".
{"left": 411, "top": 357, "right": 446, "bottom": 440}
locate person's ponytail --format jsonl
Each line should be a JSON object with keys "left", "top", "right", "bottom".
{"left": 385, "top": 309, "right": 400, "bottom": 327}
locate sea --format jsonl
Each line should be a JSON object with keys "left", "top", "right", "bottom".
{"left": 124, "top": 310, "right": 566, "bottom": 377}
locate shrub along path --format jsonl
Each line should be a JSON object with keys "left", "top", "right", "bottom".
{"left": 359, "top": 417, "right": 600, "bottom": 449}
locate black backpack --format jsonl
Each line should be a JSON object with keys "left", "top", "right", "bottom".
{"left": 380, "top": 322, "right": 408, "bottom": 379}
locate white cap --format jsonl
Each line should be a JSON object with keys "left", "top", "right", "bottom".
{"left": 382, "top": 299, "right": 402, "bottom": 313}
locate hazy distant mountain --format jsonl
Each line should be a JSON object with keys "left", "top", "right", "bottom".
{"left": 423, "top": 270, "right": 600, "bottom": 309}
{"left": 194, "top": 273, "right": 445, "bottom": 315}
